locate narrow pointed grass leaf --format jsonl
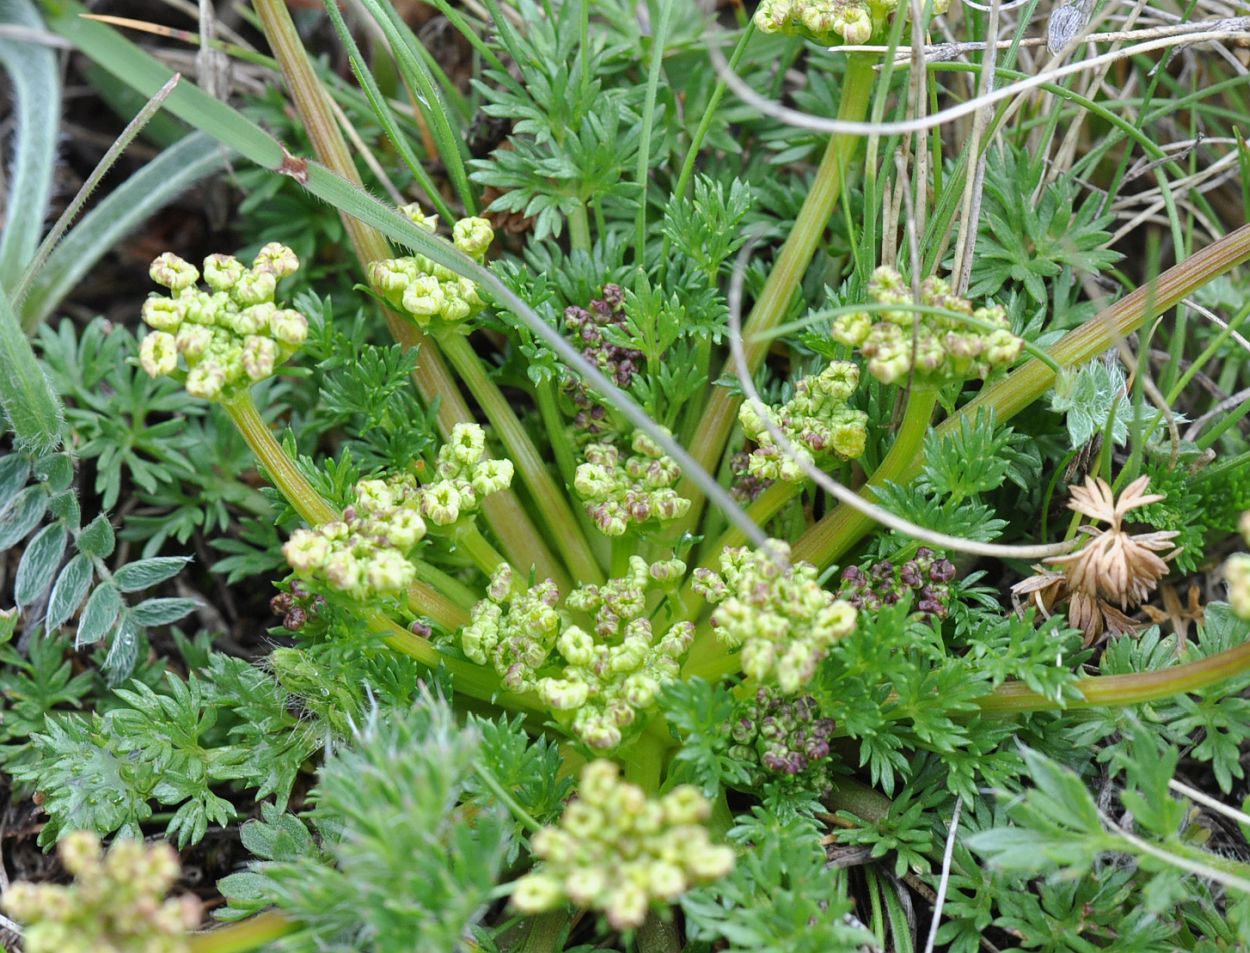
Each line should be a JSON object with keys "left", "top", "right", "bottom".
{"left": 0, "top": 290, "right": 64, "bottom": 454}
{"left": 0, "top": 0, "right": 60, "bottom": 290}
{"left": 354, "top": 0, "right": 477, "bottom": 213}
{"left": 321, "top": 0, "right": 454, "bottom": 222}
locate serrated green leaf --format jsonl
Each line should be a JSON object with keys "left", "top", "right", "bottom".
{"left": 0, "top": 485, "right": 48, "bottom": 550}
{"left": 77, "top": 583, "right": 122, "bottom": 646}
{"left": 112, "top": 555, "right": 190, "bottom": 592}
{"left": 15, "top": 521, "right": 67, "bottom": 607}
{"left": 77, "top": 514, "right": 115, "bottom": 559}
{"left": 46, "top": 553, "right": 93, "bottom": 632}
{"left": 129, "top": 597, "right": 198, "bottom": 627}
{"left": 0, "top": 608, "right": 16, "bottom": 645}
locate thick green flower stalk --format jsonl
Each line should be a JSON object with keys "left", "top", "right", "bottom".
{"left": 832, "top": 267, "right": 1023, "bottom": 385}
{"left": 574, "top": 431, "right": 691, "bottom": 537}
{"left": 754, "top": 0, "right": 949, "bottom": 45}
{"left": 510, "top": 760, "right": 735, "bottom": 930}
{"left": 462, "top": 556, "right": 694, "bottom": 748}
{"left": 367, "top": 205, "right": 494, "bottom": 331}
{"left": 283, "top": 423, "right": 513, "bottom": 600}
{"left": 2, "top": 831, "right": 199, "bottom": 953}
{"left": 139, "top": 245, "right": 308, "bottom": 399}
{"left": 693, "top": 541, "right": 856, "bottom": 692}
{"left": 738, "top": 360, "right": 868, "bottom": 482}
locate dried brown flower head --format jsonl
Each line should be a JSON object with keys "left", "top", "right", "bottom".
{"left": 1012, "top": 476, "right": 1180, "bottom": 644}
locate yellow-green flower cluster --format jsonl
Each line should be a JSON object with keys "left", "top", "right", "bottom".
{"left": 1226, "top": 512, "right": 1250, "bottom": 618}
{"left": 511, "top": 760, "right": 735, "bottom": 930}
{"left": 1, "top": 831, "right": 200, "bottom": 953}
{"left": 367, "top": 206, "right": 494, "bottom": 329}
{"left": 754, "top": 0, "right": 946, "bottom": 45}
{"left": 694, "top": 541, "right": 856, "bottom": 692}
{"left": 832, "top": 266, "right": 1023, "bottom": 385}
{"left": 283, "top": 424, "right": 512, "bottom": 600}
{"left": 461, "top": 556, "right": 693, "bottom": 749}
{"left": 139, "top": 245, "right": 308, "bottom": 400}
{"left": 573, "top": 431, "right": 691, "bottom": 537}
{"left": 738, "top": 360, "right": 868, "bottom": 482}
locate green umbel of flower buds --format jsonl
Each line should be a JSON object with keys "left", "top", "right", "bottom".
{"left": 1, "top": 830, "right": 200, "bottom": 953}
{"left": 139, "top": 245, "right": 308, "bottom": 400}
{"left": 367, "top": 208, "right": 494, "bottom": 329}
{"left": 738, "top": 361, "right": 868, "bottom": 482}
{"left": 283, "top": 424, "right": 512, "bottom": 599}
{"left": 754, "top": 0, "right": 947, "bottom": 46}
{"left": 574, "top": 431, "right": 691, "bottom": 537}
{"left": 511, "top": 760, "right": 735, "bottom": 930}
{"left": 694, "top": 540, "right": 856, "bottom": 692}
{"left": 831, "top": 266, "right": 1023, "bottom": 385}
{"left": 462, "top": 556, "right": 693, "bottom": 748}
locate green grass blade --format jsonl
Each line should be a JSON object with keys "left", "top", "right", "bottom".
{"left": 322, "top": 1, "right": 454, "bottom": 222}
{"left": 355, "top": 0, "right": 477, "bottom": 213}
{"left": 0, "top": 288, "right": 63, "bottom": 453}
{"left": 12, "top": 73, "right": 181, "bottom": 312}
{"left": 20, "top": 132, "right": 228, "bottom": 330}
{"left": 0, "top": 0, "right": 61, "bottom": 291}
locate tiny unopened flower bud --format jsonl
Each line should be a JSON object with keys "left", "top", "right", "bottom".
{"left": 402, "top": 274, "right": 446, "bottom": 318}
{"left": 139, "top": 332, "right": 178, "bottom": 377}
{"left": 150, "top": 252, "right": 199, "bottom": 290}
{"left": 141, "top": 296, "right": 185, "bottom": 331}
{"left": 185, "top": 362, "right": 227, "bottom": 400}
{"left": 241, "top": 335, "right": 278, "bottom": 381}
{"left": 270, "top": 309, "right": 308, "bottom": 346}
{"left": 453, "top": 216, "right": 494, "bottom": 258}
{"left": 252, "top": 242, "right": 300, "bottom": 278}
{"left": 203, "top": 253, "right": 245, "bottom": 290}
{"left": 400, "top": 204, "right": 439, "bottom": 232}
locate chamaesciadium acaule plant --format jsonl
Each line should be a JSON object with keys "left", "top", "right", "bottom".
{"left": 3, "top": 0, "right": 1250, "bottom": 950}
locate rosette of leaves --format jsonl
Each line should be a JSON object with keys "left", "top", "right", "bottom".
{"left": 738, "top": 360, "right": 868, "bottom": 482}
{"left": 138, "top": 244, "right": 309, "bottom": 400}
{"left": 367, "top": 206, "right": 494, "bottom": 331}
{"left": 461, "top": 556, "right": 694, "bottom": 749}
{"left": 831, "top": 266, "right": 1023, "bottom": 385}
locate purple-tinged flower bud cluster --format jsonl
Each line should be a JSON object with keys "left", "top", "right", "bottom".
{"left": 837, "top": 547, "right": 957, "bottom": 620}
{"left": 831, "top": 266, "right": 1023, "bottom": 385}
{"left": 562, "top": 284, "right": 643, "bottom": 434}
{"left": 367, "top": 207, "right": 494, "bottom": 329}
{"left": 574, "top": 430, "right": 691, "bottom": 537}
{"left": 282, "top": 424, "right": 511, "bottom": 600}
{"left": 269, "top": 580, "right": 326, "bottom": 632}
{"left": 139, "top": 245, "right": 308, "bottom": 400}
{"left": 511, "top": 760, "right": 735, "bottom": 930}
{"left": 461, "top": 556, "right": 693, "bottom": 749}
{"left": 730, "top": 451, "right": 774, "bottom": 503}
{"left": 1, "top": 830, "right": 200, "bottom": 953}
{"left": 738, "top": 361, "right": 868, "bottom": 482}
{"left": 729, "top": 688, "right": 837, "bottom": 793}
{"left": 698, "top": 540, "right": 857, "bottom": 693}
